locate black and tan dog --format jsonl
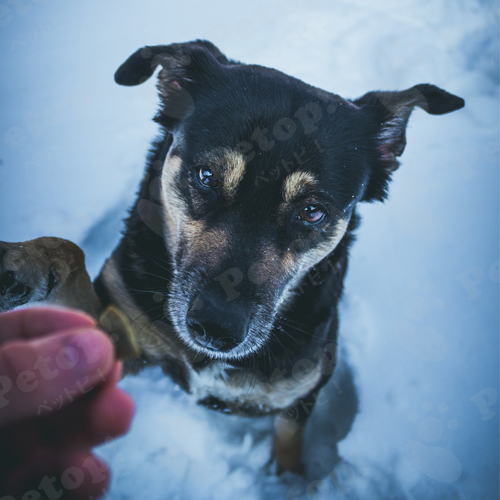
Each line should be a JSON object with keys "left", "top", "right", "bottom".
{"left": 0, "top": 40, "right": 464, "bottom": 474}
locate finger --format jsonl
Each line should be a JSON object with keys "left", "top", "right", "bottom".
{"left": 3, "top": 450, "right": 110, "bottom": 499}
{"left": 0, "top": 363, "right": 132, "bottom": 469}
{"left": 84, "top": 378, "right": 135, "bottom": 443}
{"left": 0, "top": 327, "right": 114, "bottom": 427}
{"left": 106, "top": 360, "right": 123, "bottom": 386}
{"left": 0, "top": 306, "right": 95, "bottom": 345}
{"left": 35, "top": 367, "right": 133, "bottom": 450}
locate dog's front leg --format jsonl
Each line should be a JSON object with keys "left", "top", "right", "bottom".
{"left": 0, "top": 237, "right": 138, "bottom": 360}
{"left": 272, "top": 389, "right": 321, "bottom": 475}
{"left": 273, "top": 413, "right": 306, "bottom": 475}
{"left": 0, "top": 237, "right": 101, "bottom": 316}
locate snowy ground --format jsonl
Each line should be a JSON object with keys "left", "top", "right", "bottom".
{"left": 0, "top": 0, "right": 498, "bottom": 498}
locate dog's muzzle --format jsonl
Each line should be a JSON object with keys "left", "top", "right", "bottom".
{"left": 186, "top": 291, "right": 249, "bottom": 353}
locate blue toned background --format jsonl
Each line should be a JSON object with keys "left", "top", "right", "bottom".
{"left": 0, "top": 1, "right": 498, "bottom": 498}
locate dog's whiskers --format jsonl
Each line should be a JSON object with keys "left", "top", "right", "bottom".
{"left": 128, "top": 300, "right": 169, "bottom": 327}
{"left": 276, "top": 317, "right": 326, "bottom": 341}
{"left": 274, "top": 324, "right": 304, "bottom": 349}
{"left": 273, "top": 334, "right": 293, "bottom": 366}
{"left": 115, "top": 265, "right": 171, "bottom": 283}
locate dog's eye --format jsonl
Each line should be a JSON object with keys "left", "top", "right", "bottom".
{"left": 298, "top": 205, "right": 325, "bottom": 224}
{"left": 198, "top": 167, "right": 218, "bottom": 188}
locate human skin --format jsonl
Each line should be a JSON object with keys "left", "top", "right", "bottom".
{"left": 0, "top": 306, "right": 135, "bottom": 498}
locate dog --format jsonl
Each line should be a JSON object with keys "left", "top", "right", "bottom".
{"left": 0, "top": 40, "right": 464, "bottom": 474}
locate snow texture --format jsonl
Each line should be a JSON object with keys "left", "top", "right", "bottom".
{"left": 0, "top": 0, "right": 498, "bottom": 498}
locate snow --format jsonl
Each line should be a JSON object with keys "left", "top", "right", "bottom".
{"left": 0, "top": 0, "right": 498, "bottom": 498}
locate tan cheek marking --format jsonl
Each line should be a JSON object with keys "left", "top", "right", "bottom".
{"left": 282, "top": 171, "right": 316, "bottom": 205}
{"left": 278, "top": 218, "right": 350, "bottom": 308}
{"left": 161, "top": 155, "right": 184, "bottom": 251}
{"left": 160, "top": 153, "right": 231, "bottom": 262}
{"left": 181, "top": 218, "right": 206, "bottom": 249}
{"left": 282, "top": 249, "right": 297, "bottom": 276}
{"left": 222, "top": 151, "right": 246, "bottom": 200}
{"left": 299, "top": 217, "right": 350, "bottom": 270}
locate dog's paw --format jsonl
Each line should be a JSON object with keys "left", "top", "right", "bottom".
{"left": 265, "top": 452, "right": 304, "bottom": 477}
{"left": 0, "top": 237, "right": 102, "bottom": 317}
{"left": 0, "top": 266, "right": 33, "bottom": 311}
{"left": 0, "top": 239, "right": 62, "bottom": 312}
{"left": 0, "top": 245, "right": 35, "bottom": 311}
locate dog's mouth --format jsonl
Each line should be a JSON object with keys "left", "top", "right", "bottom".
{"left": 181, "top": 326, "right": 267, "bottom": 361}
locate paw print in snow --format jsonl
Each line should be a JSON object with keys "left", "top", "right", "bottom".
{"left": 407, "top": 401, "right": 461, "bottom": 483}
{"left": 393, "top": 280, "right": 448, "bottom": 362}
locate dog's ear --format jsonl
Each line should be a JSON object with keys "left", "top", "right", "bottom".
{"left": 354, "top": 84, "right": 464, "bottom": 201}
{"left": 114, "top": 40, "right": 231, "bottom": 122}
{"left": 114, "top": 40, "right": 229, "bottom": 86}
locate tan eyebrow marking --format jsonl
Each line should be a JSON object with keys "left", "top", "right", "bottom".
{"left": 193, "top": 148, "right": 246, "bottom": 201}
{"left": 223, "top": 151, "right": 246, "bottom": 199}
{"left": 282, "top": 171, "right": 316, "bottom": 203}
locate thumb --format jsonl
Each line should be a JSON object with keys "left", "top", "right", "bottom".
{"left": 0, "top": 327, "right": 114, "bottom": 427}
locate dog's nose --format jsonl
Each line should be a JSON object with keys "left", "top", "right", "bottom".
{"left": 187, "top": 319, "right": 239, "bottom": 352}
{"left": 186, "top": 295, "right": 247, "bottom": 352}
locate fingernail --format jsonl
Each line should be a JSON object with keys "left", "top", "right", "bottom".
{"left": 109, "top": 361, "right": 123, "bottom": 384}
{"left": 71, "top": 329, "right": 113, "bottom": 365}
{"left": 56, "top": 329, "right": 114, "bottom": 385}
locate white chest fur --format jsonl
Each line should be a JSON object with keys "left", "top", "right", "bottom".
{"left": 188, "top": 359, "right": 324, "bottom": 413}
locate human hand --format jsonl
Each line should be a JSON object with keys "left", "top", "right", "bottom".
{"left": 0, "top": 306, "right": 135, "bottom": 499}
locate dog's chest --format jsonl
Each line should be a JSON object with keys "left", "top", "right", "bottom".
{"left": 188, "top": 360, "right": 324, "bottom": 413}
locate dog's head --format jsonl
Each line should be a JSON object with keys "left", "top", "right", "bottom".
{"left": 115, "top": 40, "right": 464, "bottom": 360}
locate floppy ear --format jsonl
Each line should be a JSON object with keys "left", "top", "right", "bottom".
{"left": 114, "top": 40, "right": 229, "bottom": 86}
{"left": 354, "top": 84, "right": 464, "bottom": 201}
{"left": 114, "top": 40, "right": 231, "bottom": 122}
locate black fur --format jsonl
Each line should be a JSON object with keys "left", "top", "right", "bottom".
{"left": 97, "top": 40, "right": 464, "bottom": 420}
